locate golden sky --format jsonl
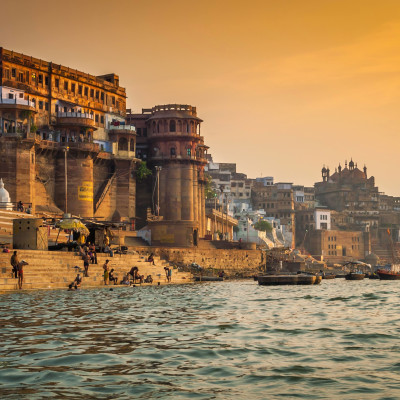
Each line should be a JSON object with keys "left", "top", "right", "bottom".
{"left": 2, "top": 0, "right": 400, "bottom": 194}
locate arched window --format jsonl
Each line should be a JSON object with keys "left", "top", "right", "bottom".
{"left": 190, "top": 121, "right": 194, "bottom": 133}
{"left": 118, "top": 137, "right": 128, "bottom": 151}
{"left": 169, "top": 120, "right": 176, "bottom": 132}
{"left": 177, "top": 120, "right": 182, "bottom": 132}
{"left": 183, "top": 121, "right": 189, "bottom": 133}
{"left": 170, "top": 147, "right": 176, "bottom": 156}
{"left": 152, "top": 121, "right": 156, "bottom": 133}
{"left": 157, "top": 122, "right": 161, "bottom": 133}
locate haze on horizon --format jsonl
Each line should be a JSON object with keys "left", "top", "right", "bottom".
{"left": 1, "top": 0, "right": 399, "bottom": 195}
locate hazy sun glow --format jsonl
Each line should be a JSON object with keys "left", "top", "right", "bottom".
{"left": 2, "top": 0, "right": 400, "bottom": 193}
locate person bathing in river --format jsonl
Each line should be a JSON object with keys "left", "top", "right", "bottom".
{"left": 10, "top": 250, "right": 18, "bottom": 278}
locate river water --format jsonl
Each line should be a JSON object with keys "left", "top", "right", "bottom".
{"left": 1, "top": 280, "right": 400, "bottom": 399}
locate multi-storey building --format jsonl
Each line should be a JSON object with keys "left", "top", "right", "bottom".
{"left": 251, "top": 181, "right": 295, "bottom": 246}
{"left": 0, "top": 48, "right": 138, "bottom": 221}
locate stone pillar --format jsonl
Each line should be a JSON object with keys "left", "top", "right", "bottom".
{"left": 167, "top": 163, "right": 181, "bottom": 220}
{"left": 15, "top": 142, "right": 36, "bottom": 212}
{"left": 114, "top": 159, "right": 135, "bottom": 221}
{"left": 56, "top": 153, "right": 93, "bottom": 217}
{"left": 193, "top": 165, "right": 199, "bottom": 224}
{"left": 181, "top": 164, "right": 194, "bottom": 220}
{"left": 159, "top": 166, "right": 167, "bottom": 218}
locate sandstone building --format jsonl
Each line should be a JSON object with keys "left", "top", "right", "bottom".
{"left": 127, "top": 105, "right": 209, "bottom": 246}
{"left": 0, "top": 47, "right": 138, "bottom": 222}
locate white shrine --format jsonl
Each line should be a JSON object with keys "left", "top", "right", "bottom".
{"left": 0, "top": 179, "right": 12, "bottom": 210}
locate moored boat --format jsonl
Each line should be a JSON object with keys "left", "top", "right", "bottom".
{"left": 258, "top": 274, "right": 321, "bottom": 286}
{"left": 322, "top": 274, "right": 335, "bottom": 279}
{"left": 377, "top": 269, "right": 400, "bottom": 280}
{"left": 345, "top": 272, "right": 365, "bottom": 280}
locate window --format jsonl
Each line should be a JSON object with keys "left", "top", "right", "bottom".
{"left": 100, "top": 115, "right": 104, "bottom": 124}
{"left": 19, "top": 93, "right": 23, "bottom": 98}
{"left": 84, "top": 87, "right": 88, "bottom": 96}
{"left": 95, "top": 90, "right": 99, "bottom": 100}
{"left": 111, "top": 96, "right": 115, "bottom": 105}
{"left": 187, "top": 148, "right": 191, "bottom": 156}
{"left": 143, "top": 128, "right": 147, "bottom": 137}
{"left": 8, "top": 93, "right": 13, "bottom": 100}
{"left": 71, "top": 83, "right": 75, "bottom": 93}
{"left": 78, "top": 85, "right": 82, "bottom": 95}
{"left": 100, "top": 92, "right": 104, "bottom": 101}
{"left": 45, "top": 76, "right": 49, "bottom": 86}
{"left": 170, "top": 120, "right": 176, "bottom": 132}
{"left": 39, "top": 101, "right": 43, "bottom": 110}
{"left": 64, "top": 81, "right": 68, "bottom": 91}
{"left": 55, "top": 105, "right": 59, "bottom": 113}
{"left": 55, "top": 78, "right": 59, "bottom": 88}
{"left": 170, "top": 147, "right": 176, "bottom": 156}
{"left": 95, "top": 114, "right": 99, "bottom": 123}
{"left": 11, "top": 68, "right": 16, "bottom": 78}
{"left": 3, "top": 69, "right": 10, "bottom": 79}
{"left": 45, "top": 102, "right": 49, "bottom": 111}
{"left": 90, "top": 88, "right": 94, "bottom": 98}
{"left": 38, "top": 74, "right": 43, "bottom": 85}
{"left": 137, "top": 128, "right": 142, "bottom": 136}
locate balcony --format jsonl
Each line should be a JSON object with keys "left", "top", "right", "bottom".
{"left": 108, "top": 123, "right": 136, "bottom": 134}
{"left": 56, "top": 112, "right": 95, "bottom": 128}
{"left": 0, "top": 98, "right": 36, "bottom": 111}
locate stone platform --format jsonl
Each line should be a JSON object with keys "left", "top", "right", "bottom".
{"left": 0, "top": 250, "right": 193, "bottom": 292}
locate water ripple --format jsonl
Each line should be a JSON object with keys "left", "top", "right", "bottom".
{"left": 1, "top": 280, "right": 400, "bottom": 398}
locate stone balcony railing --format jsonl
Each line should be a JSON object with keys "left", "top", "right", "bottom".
{"left": 0, "top": 97, "right": 36, "bottom": 110}
{"left": 56, "top": 112, "right": 95, "bottom": 128}
{"left": 108, "top": 123, "right": 136, "bottom": 133}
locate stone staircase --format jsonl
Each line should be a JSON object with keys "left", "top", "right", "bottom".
{"left": 0, "top": 250, "right": 193, "bottom": 291}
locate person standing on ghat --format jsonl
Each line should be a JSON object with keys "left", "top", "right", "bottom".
{"left": 10, "top": 250, "right": 18, "bottom": 279}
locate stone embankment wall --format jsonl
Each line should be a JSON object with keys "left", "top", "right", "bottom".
{"left": 135, "top": 247, "right": 264, "bottom": 274}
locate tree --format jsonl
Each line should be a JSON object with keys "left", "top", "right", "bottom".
{"left": 136, "top": 161, "right": 152, "bottom": 181}
{"left": 204, "top": 173, "right": 217, "bottom": 199}
{"left": 253, "top": 220, "right": 272, "bottom": 233}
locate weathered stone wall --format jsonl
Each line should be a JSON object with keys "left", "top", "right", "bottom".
{"left": 135, "top": 246, "right": 264, "bottom": 273}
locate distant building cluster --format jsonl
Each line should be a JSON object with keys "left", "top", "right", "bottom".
{"left": 205, "top": 155, "right": 400, "bottom": 264}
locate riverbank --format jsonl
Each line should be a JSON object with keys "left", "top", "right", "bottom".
{"left": 0, "top": 250, "right": 192, "bottom": 292}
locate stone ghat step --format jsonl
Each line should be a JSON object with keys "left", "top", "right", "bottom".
{"left": 0, "top": 273, "right": 193, "bottom": 288}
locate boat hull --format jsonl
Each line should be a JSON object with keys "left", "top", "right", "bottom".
{"left": 345, "top": 273, "right": 365, "bottom": 280}
{"left": 377, "top": 271, "right": 400, "bottom": 280}
{"left": 258, "top": 275, "right": 320, "bottom": 286}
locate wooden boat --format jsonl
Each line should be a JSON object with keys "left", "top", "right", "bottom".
{"left": 345, "top": 272, "right": 365, "bottom": 280}
{"left": 377, "top": 269, "right": 400, "bottom": 280}
{"left": 322, "top": 274, "right": 335, "bottom": 279}
{"left": 258, "top": 274, "right": 321, "bottom": 286}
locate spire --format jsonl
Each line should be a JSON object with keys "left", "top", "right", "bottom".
{"left": 0, "top": 179, "right": 4, "bottom": 189}
{"left": 338, "top": 163, "right": 342, "bottom": 173}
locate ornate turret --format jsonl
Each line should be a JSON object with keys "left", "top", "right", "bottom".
{"left": 364, "top": 164, "right": 367, "bottom": 178}
{"left": 321, "top": 165, "right": 327, "bottom": 182}
{"left": 338, "top": 163, "right": 342, "bottom": 174}
{"left": 349, "top": 158, "right": 354, "bottom": 171}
